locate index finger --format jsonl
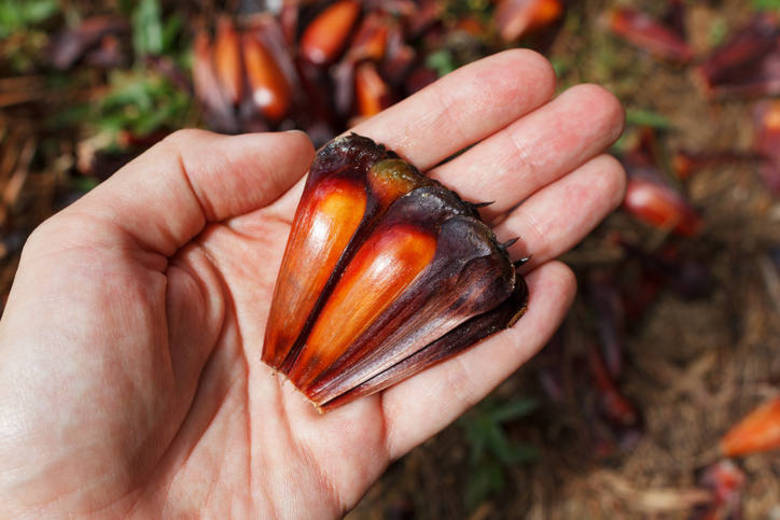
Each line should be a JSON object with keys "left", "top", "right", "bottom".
{"left": 266, "top": 49, "right": 555, "bottom": 220}
{"left": 352, "top": 49, "right": 556, "bottom": 170}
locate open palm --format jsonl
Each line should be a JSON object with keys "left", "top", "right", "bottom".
{"left": 0, "top": 51, "right": 625, "bottom": 518}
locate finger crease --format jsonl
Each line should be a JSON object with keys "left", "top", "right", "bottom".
{"left": 175, "top": 148, "right": 217, "bottom": 224}
{"left": 516, "top": 208, "right": 548, "bottom": 260}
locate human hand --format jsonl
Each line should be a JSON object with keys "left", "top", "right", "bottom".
{"left": 0, "top": 50, "right": 624, "bottom": 518}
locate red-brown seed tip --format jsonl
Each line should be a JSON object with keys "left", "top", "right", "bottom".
{"left": 367, "top": 158, "right": 430, "bottom": 208}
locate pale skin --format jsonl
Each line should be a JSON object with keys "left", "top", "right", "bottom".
{"left": 0, "top": 50, "right": 625, "bottom": 518}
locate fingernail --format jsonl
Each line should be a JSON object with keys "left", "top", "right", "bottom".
{"left": 285, "top": 129, "right": 308, "bottom": 136}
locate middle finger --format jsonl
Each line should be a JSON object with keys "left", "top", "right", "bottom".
{"left": 429, "top": 84, "right": 625, "bottom": 221}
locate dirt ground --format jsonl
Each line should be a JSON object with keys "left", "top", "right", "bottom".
{"left": 347, "top": 1, "right": 780, "bottom": 518}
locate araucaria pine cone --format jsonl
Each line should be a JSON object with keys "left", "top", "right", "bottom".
{"left": 262, "top": 134, "right": 528, "bottom": 411}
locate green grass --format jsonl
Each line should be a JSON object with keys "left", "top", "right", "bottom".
{"left": 459, "top": 397, "right": 539, "bottom": 510}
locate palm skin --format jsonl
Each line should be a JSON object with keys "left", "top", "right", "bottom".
{"left": 0, "top": 51, "right": 625, "bottom": 519}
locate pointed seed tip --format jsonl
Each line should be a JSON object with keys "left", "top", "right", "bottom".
{"left": 513, "top": 256, "right": 531, "bottom": 268}
{"left": 507, "top": 306, "right": 528, "bottom": 328}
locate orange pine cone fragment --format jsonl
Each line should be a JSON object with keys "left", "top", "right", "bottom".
{"left": 720, "top": 397, "right": 780, "bottom": 457}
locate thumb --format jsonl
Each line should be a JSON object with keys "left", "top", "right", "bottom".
{"left": 62, "top": 129, "right": 314, "bottom": 256}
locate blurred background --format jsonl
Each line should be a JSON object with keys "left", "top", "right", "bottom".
{"left": 1, "top": 0, "right": 779, "bottom": 517}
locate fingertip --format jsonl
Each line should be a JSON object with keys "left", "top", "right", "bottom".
{"left": 281, "top": 129, "right": 315, "bottom": 153}
{"left": 560, "top": 83, "right": 626, "bottom": 144}
{"left": 597, "top": 154, "right": 628, "bottom": 210}
{"left": 221, "top": 130, "right": 315, "bottom": 202}
{"left": 273, "top": 129, "right": 316, "bottom": 169}
{"left": 242, "top": 129, "right": 315, "bottom": 159}
{"left": 521, "top": 260, "right": 577, "bottom": 325}
{"left": 492, "top": 48, "right": 557, "bottom": 99}
{"left": 544, "top": 260, "right": 577, "bottom": 309}
{"left": 470, "top": 49, "right": 557, "bottom": 116}
{"left": 161, "top": 127, "right": 216, "bottom": 144}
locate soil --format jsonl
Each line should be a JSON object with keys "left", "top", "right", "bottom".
{"left": 347, "top": 1, "right": 780, "bottom": 518}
